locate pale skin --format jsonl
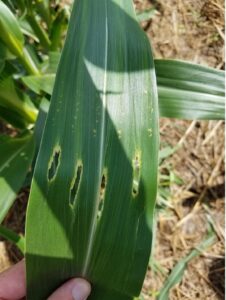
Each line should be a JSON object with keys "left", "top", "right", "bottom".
{"left": 0, "top": 260, "right": 91, "bottom": 300}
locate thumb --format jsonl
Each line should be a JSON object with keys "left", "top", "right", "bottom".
{"left": 48, "top": 278, "right": 91, "bottom": 300}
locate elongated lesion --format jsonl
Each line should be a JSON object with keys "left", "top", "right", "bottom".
{"left": 132, "top": 152, "right": 141, "bottom": 197}
{"left": 97, "top": 170, "right": 108, "bottom": 221}
{"left": 69, "top": 162, "right": 83, "bottom": 207}
{"left": 47, "top": 146, "right": 61, "bottom": 181}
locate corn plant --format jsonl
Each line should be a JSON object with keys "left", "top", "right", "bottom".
{"left": 0, "top": 0, "right": 224, "bottom": 299}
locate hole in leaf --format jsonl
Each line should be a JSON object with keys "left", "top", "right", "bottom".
{"left": 97, "top": 173, "right": 107, "bottom": 220}
{"left": 101, "top": 174, "right": 106, "bottom": 192}
{"left": 48, "top": 148, "right": 61, "bottom": 181}
{"left": 69, "top": 164, "right": 83, "bottom": 206}
{"left": 132, "top": 154, "right": 141, "bottom": 197}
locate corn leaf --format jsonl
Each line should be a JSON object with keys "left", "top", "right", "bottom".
{"left": 0, "top": 107, "right": 30, "bottom": 128}
{"left": 157, "top": 231, "right": 216, "bottom": 300}
{"left": 34, "top": 0, "right": 51, "bottom": 28}
{"left": 0, "top": 134, "right": 35, "bottom": 223}
{"left": 18, "top": 19, "right": 39, "bottom": 42}
{"left": 0, "top": 76, "right": 38, "bottom": 127}
{"left": 25, "top": 0, "right": 159, "bottom": 299}
{"left": 0, "top": 42, "right": 8, "bottom": 72}
{"left": 0, "top": 2, "right": 40, "bottom": 74}
{"left": 0, "top": 224, "right": 25, "bottom": 253}
{"left": 136, "top": 8, "right": 157, "bottom": 23}
{"left": 33, "top": 97, "right": 49, "bottom": 152}
{"left": 156, "top": 59, "right": 225, "bottom": 120}
{"left": 22, "top": 59, "right": 225, "bottom": 120}
{"left": 0, "top": 60, "right": 4, "bottom": 74}
{"left": 22, "top": 74, "right": 55, "bottom": 95}
{"left": 45, "top": 51, "right": 61, "bottom": 73}
{"left": 0, "top": 0, "right": 24, "bottom": 57}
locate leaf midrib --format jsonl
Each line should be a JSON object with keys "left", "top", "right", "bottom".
{"left": 82, "top": 0, "right": 108, "bottom": 276}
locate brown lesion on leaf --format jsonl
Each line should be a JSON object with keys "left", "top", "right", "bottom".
{"left": 69, "top": 161, "right": 83, "bottom": 207}
{"left": 47, "top": 146, "right": 61, "bottom": 182}
{"left": 132, "top": 151, "right": 141, "bottom": 197}
{"left": 97, "top": 169, "right": 108, "bottom": 221}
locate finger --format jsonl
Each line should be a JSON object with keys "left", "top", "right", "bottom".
{"left": 0, "top": 260, "right": 26, "bottom": 300}
{"left": 48, "top": 278, "right": 91, "bottom": 300}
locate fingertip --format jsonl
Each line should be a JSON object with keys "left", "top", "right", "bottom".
{"left": 48, "top": 277, "right": 91, "bottom": 300}
{"left": 71, "top": 278, "right": 91, "bottom": 300}
{"left": 0, "top": 260, "right": 26, "bottom": 299}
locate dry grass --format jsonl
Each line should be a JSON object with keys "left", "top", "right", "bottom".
{"left": 0, "top": 0, "right": 225, "bottom": 299}
{"left": 144, "top": 0, "right": 225, "bottom": 68}
{"left": 137, "top": 0, "right": 225, "bottom": 298}
{"left": 141, "top": 119, "right": 225, "bottom": 300}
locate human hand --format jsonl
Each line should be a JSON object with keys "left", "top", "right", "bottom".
{"left": 0, "top": 260, "right": 91, "bottom": 300}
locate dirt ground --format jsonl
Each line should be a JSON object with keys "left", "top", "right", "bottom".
{"left": 137, "top": 0, "right": 225, "bottom": 299}
{"left": 0, "top": 0, "right": 225, "bottom": 299}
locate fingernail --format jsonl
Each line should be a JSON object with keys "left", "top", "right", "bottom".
{"left": 72, "top": 279, "right": 91, "bottom": 300}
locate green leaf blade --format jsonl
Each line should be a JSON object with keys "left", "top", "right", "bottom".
{"left": 26, "top": 0, "right": 159, "bottom": 299}
{"left": 136, "top": 8, "right": 157, "bottom": 23}
{"left": 0, "top": 76, "right": 38, "bottom": 126}
{"left": 0, "top": 134, "right": 35, "bottom": 223}
{"left": 0, "top": 0, "right": 24, "bottom": 57}
{"left": 22, "top": 74, "right": 55, "bottom": 95}
{"left": 156, "top": 59, "right": 225, "bottom": 120}
{"left": 157, "top": 232, "right": 216, "bottom": 300}
{"left": 0, "top": 225, "right": 25, "bottom": 253}
{"left": 22, "top": 58, "right": 225, "bottom": 120}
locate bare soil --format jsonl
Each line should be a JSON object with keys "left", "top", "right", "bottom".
{"left": 137, "top": 0, "right": 225, "bottom": 299}
{"left": 0, "top": 0, "right": 225, "bottom": 299}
